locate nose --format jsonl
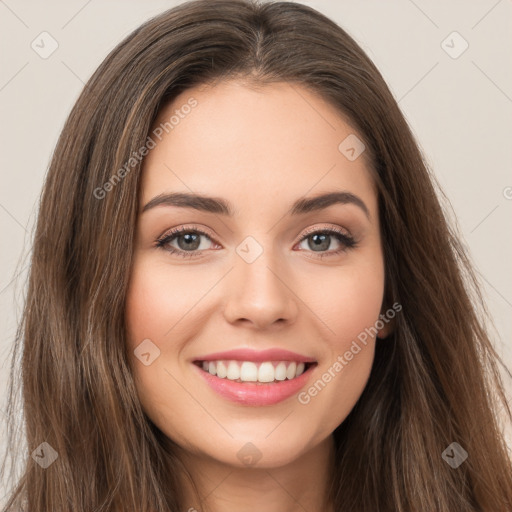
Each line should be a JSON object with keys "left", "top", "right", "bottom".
{"left": 222, "top": 248, "right": 299, "bottom": 330}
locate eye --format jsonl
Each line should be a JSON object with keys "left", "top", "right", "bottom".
{"left": 155, "top": 224, "right": 357, "bottom": 259}
{"left": 295, "top": 226, "right": 357, "bottom": 259}
{"left": 155, "top": 225, "right": 217, "bottom": 259}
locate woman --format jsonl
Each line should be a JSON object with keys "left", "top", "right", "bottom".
{"left": 2, "top": 0, "right": 511, "bottom": 510}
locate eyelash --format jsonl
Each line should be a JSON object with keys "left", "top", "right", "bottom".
{"left": 155, "top": 224, "right": 358, "bottom": 260}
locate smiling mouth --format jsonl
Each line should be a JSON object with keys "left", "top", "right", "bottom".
{"left": 193, "top": 360, "right": 317, "bottom": 384}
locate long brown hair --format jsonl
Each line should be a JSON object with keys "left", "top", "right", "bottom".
{"left": 2, "top": 0, "right": 511, "bottom": 510}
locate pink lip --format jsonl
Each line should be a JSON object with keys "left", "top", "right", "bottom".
{"left": 191, "top": 361, "right": 317, "bottom": 406}
{"left": 193, "top": 348, "right": 316, "bottom": 364}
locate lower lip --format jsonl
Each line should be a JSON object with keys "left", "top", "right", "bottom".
{"left": 192, "top": 363, "right": 316, "bottom": 406}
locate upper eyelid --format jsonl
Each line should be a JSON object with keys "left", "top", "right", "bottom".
{"left": 300, "top": 224, "right": 352, "bottom": 237}
{"left": 158, "top": 225, "right": 215, "bottom": 242}
{"left": 158, "top": 224, "right": 352, "bottom": 243}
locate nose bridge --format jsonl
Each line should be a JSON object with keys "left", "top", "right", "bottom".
{"left": 235, "top": 233, "right": 286, "bottom": 299}
{"left": 223, "top": 234, "right": 298, "bottom": 327}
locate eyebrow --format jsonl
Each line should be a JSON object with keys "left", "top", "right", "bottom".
{"left": 141, "top": 191, "right": 370, "bottom": 219}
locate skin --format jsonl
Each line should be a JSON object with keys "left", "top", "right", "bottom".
{"left": 125, "top": 80, "right": 392, "bottom": 512}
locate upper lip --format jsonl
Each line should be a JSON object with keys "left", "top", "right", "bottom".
{"left": 193, "top": 348, "right": 317, "bottom": 363}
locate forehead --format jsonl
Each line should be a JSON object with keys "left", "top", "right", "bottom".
{"left": 140, "top": 80, "right": 377, "bottom": 217}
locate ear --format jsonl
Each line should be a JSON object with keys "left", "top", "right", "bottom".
{"left": 377, "top": 282, "right": 400, "bottom": 339}
{"left": 377, "top": 316, "right": 394, "bottom": 339}
{"left": 376, "top": 304, "right": 398, "bottom": 340}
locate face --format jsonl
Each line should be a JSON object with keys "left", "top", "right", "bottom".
{"left": 125, "top": 80, "right": 390, "bottom": 469}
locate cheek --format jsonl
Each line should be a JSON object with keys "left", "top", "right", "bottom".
{"left": 295, "top": 254, "right": 385, "bottom": 343}
{"left": 125, "top": 256, "right": 204, "bottom": 349}
{"left": 124, "top": 257, "right": 195, "bottom": 433}
{"left": 293, "top": 256, "right": 385, "bottom": 428}
{"left": 124, "top": 253, "right": 224, "bottom": 403}
{"left": 335, "top": 268, "right": 384, "bottom": 339}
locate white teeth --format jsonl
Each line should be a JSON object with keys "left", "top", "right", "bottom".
{"left": 286, "top": 362, "right": 297, "bottom": 380}
{"left": 240, "top": 362, "right": 258, "bottom": 382}
{"left": 258, "top": 362, "right": 275, "bottom": 383}
{"left": 199, "top": 359, "right": 311, "bottom": 383}
{"left": 226, "top": 360, "right": 240, "bottom": 380}
{"left": 275, "top": 362, "right": 287, "bottom": 381}
{"left": 216, "top": 361, "right": 227, "bottom": 378}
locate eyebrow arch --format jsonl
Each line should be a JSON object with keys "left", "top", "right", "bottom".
{"left": 142, "top": 191, "right": 370, "bottom": 220}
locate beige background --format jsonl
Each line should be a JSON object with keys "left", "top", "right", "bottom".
{"left": 1, "top": 0, "right": 511, "bottom": 503}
